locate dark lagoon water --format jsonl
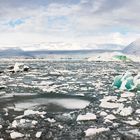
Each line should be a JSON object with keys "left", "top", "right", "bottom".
{"left": 0, "top": 60, "right": 140, "bottom": 139}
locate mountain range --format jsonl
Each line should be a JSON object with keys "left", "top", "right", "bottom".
{"left": 0, "top": 39, "right": 139, "bottom": 58}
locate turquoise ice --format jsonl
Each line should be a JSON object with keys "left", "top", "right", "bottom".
{"left": 113, "top": 71, "right": 140, "bottom": 91}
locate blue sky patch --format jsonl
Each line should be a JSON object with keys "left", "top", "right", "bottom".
{"left": 6, "top": 18, "right": 25, "bottom": 28}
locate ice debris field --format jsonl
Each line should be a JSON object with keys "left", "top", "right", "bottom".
{"left": 0, "top": 60, "right": 140, "bottom": 140}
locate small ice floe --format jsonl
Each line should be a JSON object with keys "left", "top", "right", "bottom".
{"left": 105, "top": 114, "right": 116, "bottom": 120}
{"left": 12, "top": 119, "right": 31, "bottom": 128}
{"left": 136, "top": 109, "right": 140, "bottom": 114}
{"left": 113, "top": 123, "right": 119, "bottom": 127}
{"left": 39, "top": 85, "right": 57, "bottom": 92}
{"left": 39, "top": 81, "right": 54, "bottom": 86}
{"left": 100, "top": 102, "right": 121, "bottom": 109}
{"left": 100, "top": 111, "right": 108, "bottom": 117}
{"left": 104, "top": 119, "right": 112, "bottom": 124}
{"left": 46, "top": 118, "right": 56, "bottom": 123}
{"left": 121, "top": 92, "right": 135, "bottom": 98}
{"left": 3, "top": 108, "right": 8, "bottom": 116}
{"left": 117, "top": 106, "right": 133, "bottom": 116}
{"left": 24, "top": 109, "right": 46, "bottom": 116}
{"left": 14, "top": 108, "right": 23, "bottom": 112}
{"left": 10, "top": 131, "right": 24, "bottom": 139}
{"left": 35, "top": 131, "right": 42, "bottom": 138}
{"left": 13, "top": 63, "right": 23, "bottom": 72}
{"left": 92, "top": 81, "right": 104, "bottom": 89}
{"left": 84, "top": 127, "right": 109, "bottom": 137}
{"left": 0, "top": 125, "right": 3, "bottom": 129}
{"left": 128, "top": 129, "right": 140, "bottom": 136}
{"left": 117, "top": 98, "right": 127, "bottom": 103}
{"left": 32, "top": 120, "right": 38, "bottom": 125}
{"left": 76, "top": 113, "right": 96, "bottom": 121}
{"left": 123, "top": 120, "right": 139, "bottom": 126}
{"left": 58, "top": 124, "right": 63, "bottom": 129}
{"left": 100, "top": 96, "right": 118, "bottom": 103}
{"left": 49, "top": 71, "right": 61, "bottom": 76}
{"left": 15, "top": 115, "right": 24, "bottom": 119}
{"left": 100, "top": 96, "right": 123, "bottom": 109}
{"left": 12, "top": 120, "right": 18, "bottom": 128}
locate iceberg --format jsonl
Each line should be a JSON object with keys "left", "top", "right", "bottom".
{"left": 113, "top": 71, "right": 140, "bottom": 91}
{"left": 113, "top": 75, "right": 122, "bottom": 88}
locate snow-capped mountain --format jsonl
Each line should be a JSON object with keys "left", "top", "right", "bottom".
{"left": 123, "top": 38, "right": 140, "bottom": 55}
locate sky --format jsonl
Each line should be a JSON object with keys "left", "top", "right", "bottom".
{"left": 0, "top": 0, "right": 140, "bottom": 50}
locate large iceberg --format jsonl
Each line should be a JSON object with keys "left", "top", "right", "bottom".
{"left": 113, "top": 71, "right": 140, "bottom": 91}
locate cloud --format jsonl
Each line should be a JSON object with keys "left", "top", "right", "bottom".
{"left": 0, "top": 0, "right": 139, "bottom": 49}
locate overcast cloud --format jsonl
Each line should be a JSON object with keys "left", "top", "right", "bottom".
{"left": 0, "top": 0, "right": 139, "bottom": 50}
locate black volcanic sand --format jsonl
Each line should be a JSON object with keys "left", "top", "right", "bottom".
{"left": 0, "top": 60, "right": 140, "bottom": 139}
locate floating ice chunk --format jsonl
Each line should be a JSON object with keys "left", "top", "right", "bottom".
{"left": 32, "top": 120, "right": 38, "bottom": 125}
{"left": 121, "top": 92, "right": 135, "bottom": 98}
{"left": 136, "top": 109, "right": 140, "bottom": 114}
{"left": 46, "top": 118, "right": 56, "bottom": 123}
{"left": 13, "top": 62, "right": 24, "bottom": 72}
{"left": 100, "top": 102, "right": 122, "bottom": 109}
{"left": 123, "top": 120, "right": 139, "bottom": 126}
{"left": 12, "top": 120, "right": 18, "bottom": 128}
{"left": 10, "top": 131, "right": 24, "bottom": 139}
{"left": 104, "top": 119, "right": 112, "bottom": 123}
{"left": 113, "top": 123, "right": 119, "bottom": 127}
{"left": 118, "top": 106, "right": 133, "bottom": 116}
{"left": 92, "top": 81, "right": 104, "bottom": 89}
{"left": 24, "top": 109, "right": 46, "bottom": 116}
{"left": 36, "top": 131, "right": 42, "bottom": 138}
{"left": 117, "top": 98, "right": 127, "bottom": 102}
{"left": 58, "top": 124, "right": 63, "bottom": 129}
{"left": 100, "top": 96, "right": 122, "bottom": 109}
{"left": 100, "top": 96, "right": 118, "bottom": 102}
{"left": 20, "top": 119, "right": 26, "bottom": 124}
{"left": 40, "top": 85, "right": 57, "bottom": 92}
{"left": 0, "top": 125, "right": 2, "bottom": 129}
{"left": 77, "top": 113, "right": 96, "bottom": 121}
{"left": 12, "top": 119, "right": 30, "bottom": 128}
{"left": 105, "top": 114, "right": 116, "bottom": 120}
{"left": 100, "top": 111, "right": 107, "bottom": 116}
{"left": 84, "top": 127, "right": 109, "bottom": 137}
{"left": 15, "top": 115, "right": 24, "bottom": 119}
{"left": 128, "top": 129, "right": 140, "bottom": 136}
{"left": 39, "top": 81, "right": 54, "bottom": 86}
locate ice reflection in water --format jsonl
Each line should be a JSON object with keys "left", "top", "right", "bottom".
{"left": 9, "top": 94, "right": 91, "bottom": 111}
